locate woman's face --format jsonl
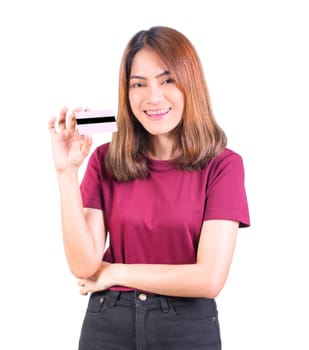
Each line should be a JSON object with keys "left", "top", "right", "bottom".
{"left": 128, "top": 48, "right": 184, "bottom": 137}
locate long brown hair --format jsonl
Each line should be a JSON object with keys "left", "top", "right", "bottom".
{"left": 106, "top": 26, "right": 227, "bottom": 181}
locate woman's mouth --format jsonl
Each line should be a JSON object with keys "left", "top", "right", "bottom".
{"left": 144, "top": 108, "right": 171, "bottom": 120}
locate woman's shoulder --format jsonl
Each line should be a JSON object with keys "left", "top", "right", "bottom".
{"left": 86, "top": 142, "right": 111, "bottom": 167}
{"left": 216, "top": 147, "right": 243, "bottom": 161}
{"left": 93, "top": 142, "right": 110, "bottom": 157}
{"left": 207, "top": 147, "right": 245, "bottom": 171}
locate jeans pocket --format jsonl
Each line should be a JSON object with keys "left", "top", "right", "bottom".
{"left": 86, "top": 292, "right": 106, "bottom": 314}
{"left": 170, "top": 297, "right": 218, "bottom": 322}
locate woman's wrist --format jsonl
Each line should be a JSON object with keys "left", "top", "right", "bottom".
{"left": 56, "top": 167, "right": 79, "bottom": 176}
{"left": 111, "top": 263, "right": 127, "bottom": 287}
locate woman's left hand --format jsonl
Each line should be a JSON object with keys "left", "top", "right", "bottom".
{"left": 77, "top": 262, "right": 117, "bottom": 295}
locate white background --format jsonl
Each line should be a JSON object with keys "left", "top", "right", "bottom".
{"left": 0, "top": 0, "right": 308, "bottom": 349}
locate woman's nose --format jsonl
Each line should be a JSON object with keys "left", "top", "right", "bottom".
{"left": 147, "top": 85, "right": 163, "bottom": 104}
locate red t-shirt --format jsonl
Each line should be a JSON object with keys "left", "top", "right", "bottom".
{"left": 80, "top": 143, "right": 250, "bottom": 266}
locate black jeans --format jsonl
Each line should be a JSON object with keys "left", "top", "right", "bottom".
{"left": 78, "top": 290, "right": 221, "bottom": 350}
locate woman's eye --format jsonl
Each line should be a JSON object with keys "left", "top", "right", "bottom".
{"left": 163, "top": 78, "right": 175, "bottom": 85}
{"left": 131, "top": 82, "right": 144, "bottom": 88}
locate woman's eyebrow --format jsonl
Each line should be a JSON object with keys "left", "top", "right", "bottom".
{"left": 129, "top": 70, "right": 170, "bottom": 81}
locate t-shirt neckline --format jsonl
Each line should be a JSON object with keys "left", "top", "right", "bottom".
{"left": 143, "top": 154, "right": 177, "bottom": 171}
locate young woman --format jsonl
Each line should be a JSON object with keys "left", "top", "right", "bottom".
{"left": 49, "top": 26, "right": 250, "bottom": 350}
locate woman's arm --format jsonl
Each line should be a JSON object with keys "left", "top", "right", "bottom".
{"left": 49, "top": 107, "right": 106, "bottom": 278}
{"left": 78, "top": 220, "right": 238, "bottom": 298}
{"left": 58, "top": 177, "right": 106, "bottom": 278}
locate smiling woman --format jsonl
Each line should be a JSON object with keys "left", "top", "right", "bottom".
{"left": 48, "top": 25, "right": 250, "bottom": 350}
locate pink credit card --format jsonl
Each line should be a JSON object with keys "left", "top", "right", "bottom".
{"left": 75, "top": 110, "right": 117, "bottom": 135}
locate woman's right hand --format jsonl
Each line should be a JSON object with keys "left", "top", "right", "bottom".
{"left": 48, "top": 106, "right": 93, "bottom": 173}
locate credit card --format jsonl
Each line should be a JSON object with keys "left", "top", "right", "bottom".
{"left": 75, "top": 110, "right": 117, "bottom": 134}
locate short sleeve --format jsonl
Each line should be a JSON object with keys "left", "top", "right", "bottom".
{"left": 80, "top": 148, "right": 104, "bottom": 210}
{"left": 204, "top": 150, "right": 250, "bottom": 227}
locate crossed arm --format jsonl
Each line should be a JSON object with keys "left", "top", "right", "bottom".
{"left": 77, "top": 209, "right": 239, "bottom": 299}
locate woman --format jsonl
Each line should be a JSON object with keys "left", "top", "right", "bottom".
{"left": 49, "top": 26, "right": 250, "bottom": 350}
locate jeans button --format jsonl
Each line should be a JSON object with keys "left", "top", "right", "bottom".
{"left": 139, "top": 293, "right": 147, "bottom": 301}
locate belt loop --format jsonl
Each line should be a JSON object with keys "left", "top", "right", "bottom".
{"left": 108, "top": 291, "right": 121, "bottom": 308}
{"left": 159, "top": 295, "right": 170, "bottom": 313}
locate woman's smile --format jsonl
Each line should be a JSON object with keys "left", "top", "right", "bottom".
{"left": 144, "top": 108, "right": 171, "bottom": 120}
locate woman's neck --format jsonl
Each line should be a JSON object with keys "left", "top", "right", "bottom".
{"left": 147, "top": 135, "right": 177, "bottom": 160}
